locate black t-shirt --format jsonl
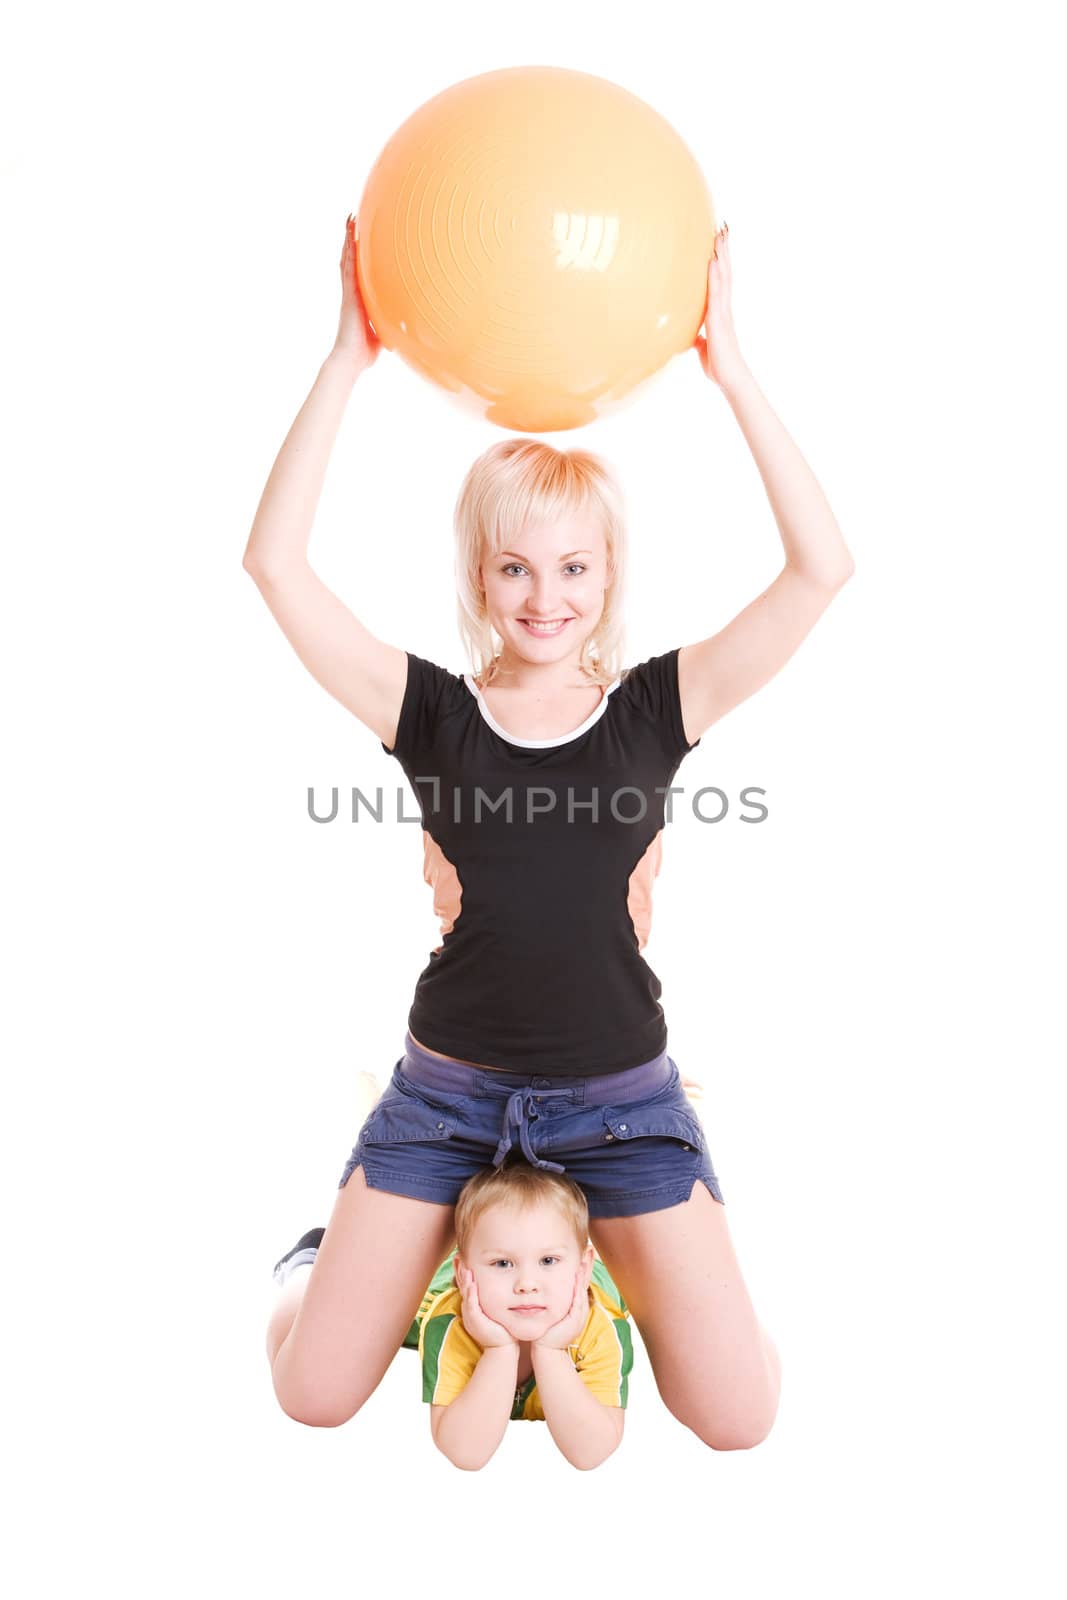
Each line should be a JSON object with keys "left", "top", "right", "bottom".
{"left": 382, "top": 648, "right": 700, "bottom": 1076}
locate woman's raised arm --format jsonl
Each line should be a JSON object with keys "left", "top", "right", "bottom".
{"left": 242, "top": 217, "right": 407, "bottom": 750}
{"left": 681, "top": 224, "right": 855, "bottom": 745}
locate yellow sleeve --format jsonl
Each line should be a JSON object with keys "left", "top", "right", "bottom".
{"left": 418, "top": 1289, "right": 484, "bottom": 1406}
{"left": 572, "top": 1300, "right": 634, "bottom": 1408}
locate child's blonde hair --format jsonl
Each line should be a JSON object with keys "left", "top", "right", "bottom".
{"left": 453, "top": 438, "right": 628, "bottom": 689}
{"left": 453, "top": 1159, "right": 590, "bottom": 1259}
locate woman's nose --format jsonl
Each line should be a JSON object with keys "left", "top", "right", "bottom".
{"left": 527, "top": 578, "right": 559, "bottom": 615}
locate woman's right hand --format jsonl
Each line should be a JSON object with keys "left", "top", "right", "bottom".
{"left": 455, "top": 1261, "right": 517, "bottom": 1349}
{"left": 333, "top": 214, "right": 382, "bottom": 371}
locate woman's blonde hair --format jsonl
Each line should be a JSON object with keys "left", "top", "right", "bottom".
{"left": 452, "top": 1159, "right": 590, "bottom": 1259}
{"left": 454, "top": 438, "right": 628, "bottom": 688}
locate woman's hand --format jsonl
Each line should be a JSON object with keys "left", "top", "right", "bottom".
{"left": 533, "top": 1257, "right": 594, "bottom": 1352}
{"left": 694, "top": 222, "right": 747, "bottom": 391}
{"left": 333, "top": 214, "right": 382, "bottom": 371}
{"left": 455, "top": 1262, "right": 517, "bottom": 1349}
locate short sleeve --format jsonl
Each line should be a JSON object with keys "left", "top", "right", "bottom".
{"left": 419, "top": 1297, "right": 483, "bottom": 1406}
{"left": 381, "top": 652, "right": 464, "bottom": 764}
{"left": 619, "top": 647, "right": 699, "bottom": 765}
{"left": 573, "top": 1302, "right": 634, "bottom": 1409}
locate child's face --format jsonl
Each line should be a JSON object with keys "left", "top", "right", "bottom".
{"left": 457, "top": 1200, "right": 594, "bottom": 1342}
{"left": 479, "top": 513, "right": 610, "bottom": 671}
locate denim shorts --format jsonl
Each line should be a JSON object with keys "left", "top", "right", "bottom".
{"left": 338, "top": 1033, "right": 725, "bottom": 1219}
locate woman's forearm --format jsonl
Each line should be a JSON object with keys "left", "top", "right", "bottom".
{"left": 243, "top": 348, "right": 368, "bottom": 577}
{"left": 720, "top": 364, "right": 855, "bottom": 587}
{"left": 433, "top": 1346, "right": 519, "bottom": 1470}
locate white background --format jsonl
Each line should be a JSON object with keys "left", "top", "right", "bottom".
{"left": 4, "top": 1, "right": 1064, "bottom": 1596}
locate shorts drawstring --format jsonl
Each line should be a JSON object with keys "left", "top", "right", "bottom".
{"left": 492, "top": 1088, "right": 568, "bottom": 1174}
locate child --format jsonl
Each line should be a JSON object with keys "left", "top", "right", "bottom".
{"left": 412, "top": 1160, "right": 631, "bottom": 1470}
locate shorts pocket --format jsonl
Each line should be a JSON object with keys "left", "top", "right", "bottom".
{"left": 600, "top": 1103, "right": 705, "bottom": 1154}
{"left": 360, "top": 1091, "right": 459, "bottom": 1146}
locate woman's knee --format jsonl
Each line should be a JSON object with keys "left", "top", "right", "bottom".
{"left": 270, "top": 1359, "right": 371, "bottom": 1429}
{"left": 268, "top": 1320, "right": 379, "bottom": 1429}
{"left": 670, "top": 1398, "right": 780, "bottom": 1451}
{"left": 275, "top": 1394, "right": 361, "bottom": 1430}
{"left": 660, "top": 1333, "right": 782, "bottom": 1451}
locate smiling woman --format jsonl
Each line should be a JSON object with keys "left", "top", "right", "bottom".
{"left": 252, "top": 214, "right": 853, "bottom": 1456}
{"left": 453, "top": 437, "right": 628, "bottom": 692}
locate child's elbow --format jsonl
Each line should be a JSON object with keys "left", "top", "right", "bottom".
{"left": 565, "top": 1437, "right": 623, "bottom": 1471}
{"left": 563, "top": 1415, "right": 625, "bottom": 1470}
{"left": 438, "top": 1445, "right": 494, "bottom": 1472}
{"left": 432, "top": 1432, "right": 495, "bottom": 1472}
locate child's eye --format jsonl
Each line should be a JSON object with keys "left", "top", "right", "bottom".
{"left": 540, "top": 1256, "right": 560, "bottom": 1267}
{"left": 490, "top": 1259, "right": 512, "bottom": 1269}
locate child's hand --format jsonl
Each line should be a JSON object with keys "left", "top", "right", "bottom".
{"left": 455, "top": 1262, "right": 517, "bottom": 1349}
{"left": 693, "top": 223, "right": 747, "bottom": 391}
{"left": 532, "top": 1258, "right": 593, "bottom": 1352}
{"left": 334, "top": 215, "right": 381, "bottom": 371}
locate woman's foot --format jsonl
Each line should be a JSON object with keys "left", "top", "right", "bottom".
{"left": 272, "top": 1226, "right": 325, "bottom": 1286}
{"left": 271, "top": 1076, "right": 381, "bottom": 1287}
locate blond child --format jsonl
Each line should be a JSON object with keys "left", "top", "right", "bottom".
{"left": 413, "top": 1160, "right": 631, "bottom": 1470}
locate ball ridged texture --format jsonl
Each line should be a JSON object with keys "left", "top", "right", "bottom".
{"left": 357, "top": 67, "right": 716, "bottom": 431}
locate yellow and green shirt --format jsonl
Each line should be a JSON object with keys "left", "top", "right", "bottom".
{"left": 404, "top": 1256, "right": 633, "bottom": 1422}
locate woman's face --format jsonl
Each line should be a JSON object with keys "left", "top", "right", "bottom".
{"left": 479, "top": 512, "right": 610, "bottom": 673}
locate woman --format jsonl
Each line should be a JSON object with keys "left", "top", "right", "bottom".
{"left": 249, "top": 214, "right": 854, "bottom": 1448}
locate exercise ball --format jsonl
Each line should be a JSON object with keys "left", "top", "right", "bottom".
{"left": 356, "top": 67, "right": 716, "bottom": 432}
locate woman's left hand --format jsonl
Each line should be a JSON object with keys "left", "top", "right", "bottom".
{"left": 694, "top": 223, "right": 747, "bottom": 390}
{"left": 533, "top": 1257, "right": 594, "bottom": 1351}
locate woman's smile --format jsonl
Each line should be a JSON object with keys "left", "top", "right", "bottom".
{"left": 517, "top": 618, "right": 572, "bottom": 635}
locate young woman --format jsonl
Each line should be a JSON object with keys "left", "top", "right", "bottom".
{"left": 249, "top": 214, "right": 854, "bottom": 1449}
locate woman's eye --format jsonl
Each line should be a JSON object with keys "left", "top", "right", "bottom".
{"left": 500, "top": 563, "right": 586, "bottom": 578}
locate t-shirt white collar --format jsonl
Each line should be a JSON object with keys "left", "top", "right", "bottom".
{"left": 463, "top": 675, "right": 622, "bottom": 749}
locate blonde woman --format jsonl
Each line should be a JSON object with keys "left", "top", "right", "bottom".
{"left": 250, "top": 215, "right": 854, "bottom": 1449}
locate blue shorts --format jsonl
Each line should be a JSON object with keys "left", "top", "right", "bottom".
{"left": 338, "top": 1033, "right": 725, "bottom": 1219}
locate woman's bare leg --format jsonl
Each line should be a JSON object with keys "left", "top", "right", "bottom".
{"left": 590, "top": 1182, "right": 781, "bottom": 1450}
{"left": 267, "top": 1166, "right": 455, "bottom": 1428}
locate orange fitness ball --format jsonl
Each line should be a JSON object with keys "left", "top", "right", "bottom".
{"left": 356, "top": 66, "right": 717, "bottom": 432}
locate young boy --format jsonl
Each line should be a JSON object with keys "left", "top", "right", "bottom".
{"left": 409, "top": 1160, "right": 632, "bottom": 1471}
